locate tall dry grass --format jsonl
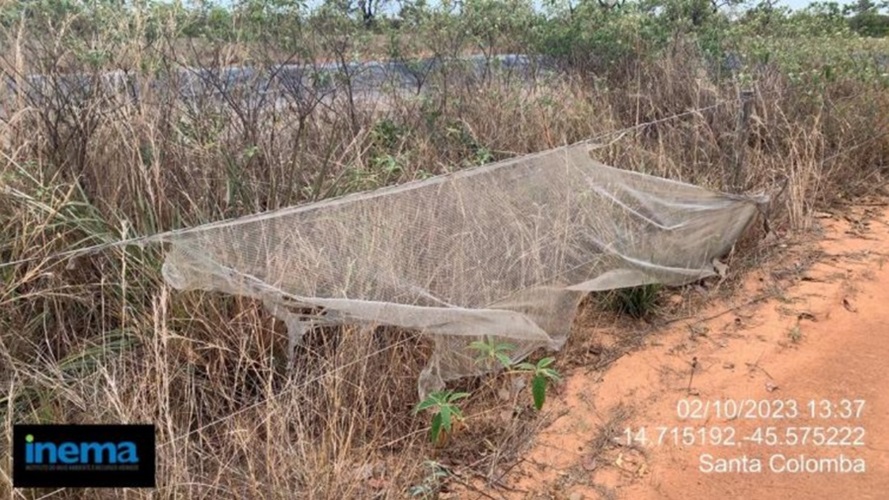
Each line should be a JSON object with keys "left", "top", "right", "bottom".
{"left": 1, "top": 8, "right": 889, "bottom": 499}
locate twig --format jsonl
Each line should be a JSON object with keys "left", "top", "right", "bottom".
{"left": 489, "top": 456, "right": 529, "bottom": 491}
{"left": 839, "top": 201, "right": 889, "bottom": 207}
{"left": 662, "top": 292, "right": 776, "bottom": 326}
{"left": 746, "top": 349, "right": 776, "bottom": 381}
{"left": 686, "top": 356, "right": 698, "bottom": 394}
{"left": 465, "top": 466, "right": 525, "bottom": 495}
{"left": 444, "top": 472, "right": 502, "bottom": 500}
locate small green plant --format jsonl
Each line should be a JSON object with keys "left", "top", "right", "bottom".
{"left": 468, "top": 340, "right": 562, "bottom": 411}
{"left": 414, "top": 390, "right": 470, "bottom": 444}
{"left": 469, "top": 337, "right": 516, "bottom": 369}
{"left": 408, "top": 460, "right": 450, "bottom": 497}
{"left": 371, "top": 118, "right": 405, "bottom": 150}
{"left": 472, "top": 146, "right": 494, "bottom": 165}
{"left": 609, "top": 284, "right": 662, "bottom": 319}
{"left": 371, "top": 153, "right": 403, "bottom": 178}
{"left": 514, "top": 357, "right": 561, "bottom": 411}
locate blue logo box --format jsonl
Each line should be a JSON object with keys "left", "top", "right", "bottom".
{"left": 13, "top": 424, "right": 155, "bottom": 488}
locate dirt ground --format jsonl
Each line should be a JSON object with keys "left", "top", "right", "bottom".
{"left": 474, "top": 203, "right": 889, "bottom": 499}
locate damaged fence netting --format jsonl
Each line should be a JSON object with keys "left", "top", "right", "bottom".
{"left": 159, "top": 141, "right": 767, "bottom": 398}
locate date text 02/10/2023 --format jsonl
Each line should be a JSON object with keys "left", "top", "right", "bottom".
{"left": 675, "top": 399, "right": 866, "bottom": 420}
{"left": 622, "top": 397, "right": 869, "bottom": 475}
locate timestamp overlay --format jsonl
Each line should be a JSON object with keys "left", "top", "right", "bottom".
{"left": 623, "top": 398, "right": 873, "bottom": 475}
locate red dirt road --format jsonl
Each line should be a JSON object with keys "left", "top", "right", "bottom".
{"left": 494, "top": 205, "right": 889, "bottom": 499}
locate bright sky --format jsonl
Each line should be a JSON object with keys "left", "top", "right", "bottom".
{"left": 776, "top": 0, "right": 824, "bottom": 10}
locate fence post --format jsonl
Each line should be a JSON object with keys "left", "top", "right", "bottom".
{"left": 731, "top": 89, "right": 755, "bottom": 192}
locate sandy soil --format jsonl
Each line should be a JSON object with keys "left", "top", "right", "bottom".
{"left": 479, "top": 203, "right": 889, "bottom": 499}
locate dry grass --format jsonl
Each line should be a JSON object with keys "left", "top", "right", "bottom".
{"left": 1, "top": 10, "right": 889, "bottom": 499}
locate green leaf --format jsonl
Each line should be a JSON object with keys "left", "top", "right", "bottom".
{"left": 540, "top": 368, "right": 561, "bottom": 381}
{"left": 414, "top": 395, "right": 441, "bottom": 414}
{"left": 515, "top": 362, "right": 536, "bottom": 372}
{"left": 468, "top": 340, "right": 491, "bottom": 353}
{"left": 439, "top": 405, "right": 452, "bottom": 432}
{"left": 495, "top": 352, "right": 513, "bottom": 368}
{"left": 537, "top": 357, "right": 555, "bottom": 369}
{"left": 451, "top": 406, "right": 464, "bottom": 420}
{"left": 532, "top": 375, "right": 547, "bottom": 411}
{"left": 430, "top": 413, "right": 443, "bottom": 442}
{"left": 497, "top": 342, "right": 517, "bottom": 353}
{"left": 448, "top": 392, "right": 471, "bottom": 402}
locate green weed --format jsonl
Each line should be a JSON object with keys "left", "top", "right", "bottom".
{"left": 413, "top": 390, "right": 470, "bottom": 445}
{"left": 609, "top": 284, "right": 663, "bottom": 319}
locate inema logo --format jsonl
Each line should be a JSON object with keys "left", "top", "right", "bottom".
{"left": 14, "top": 424, "right": 154, "bottom": 487}
{"left": 23, "top": 433, "right": 140, "bottom": 465}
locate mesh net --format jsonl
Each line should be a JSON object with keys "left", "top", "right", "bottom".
{"left": 159, "top": 142, "right": 766, "bottom": 397}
